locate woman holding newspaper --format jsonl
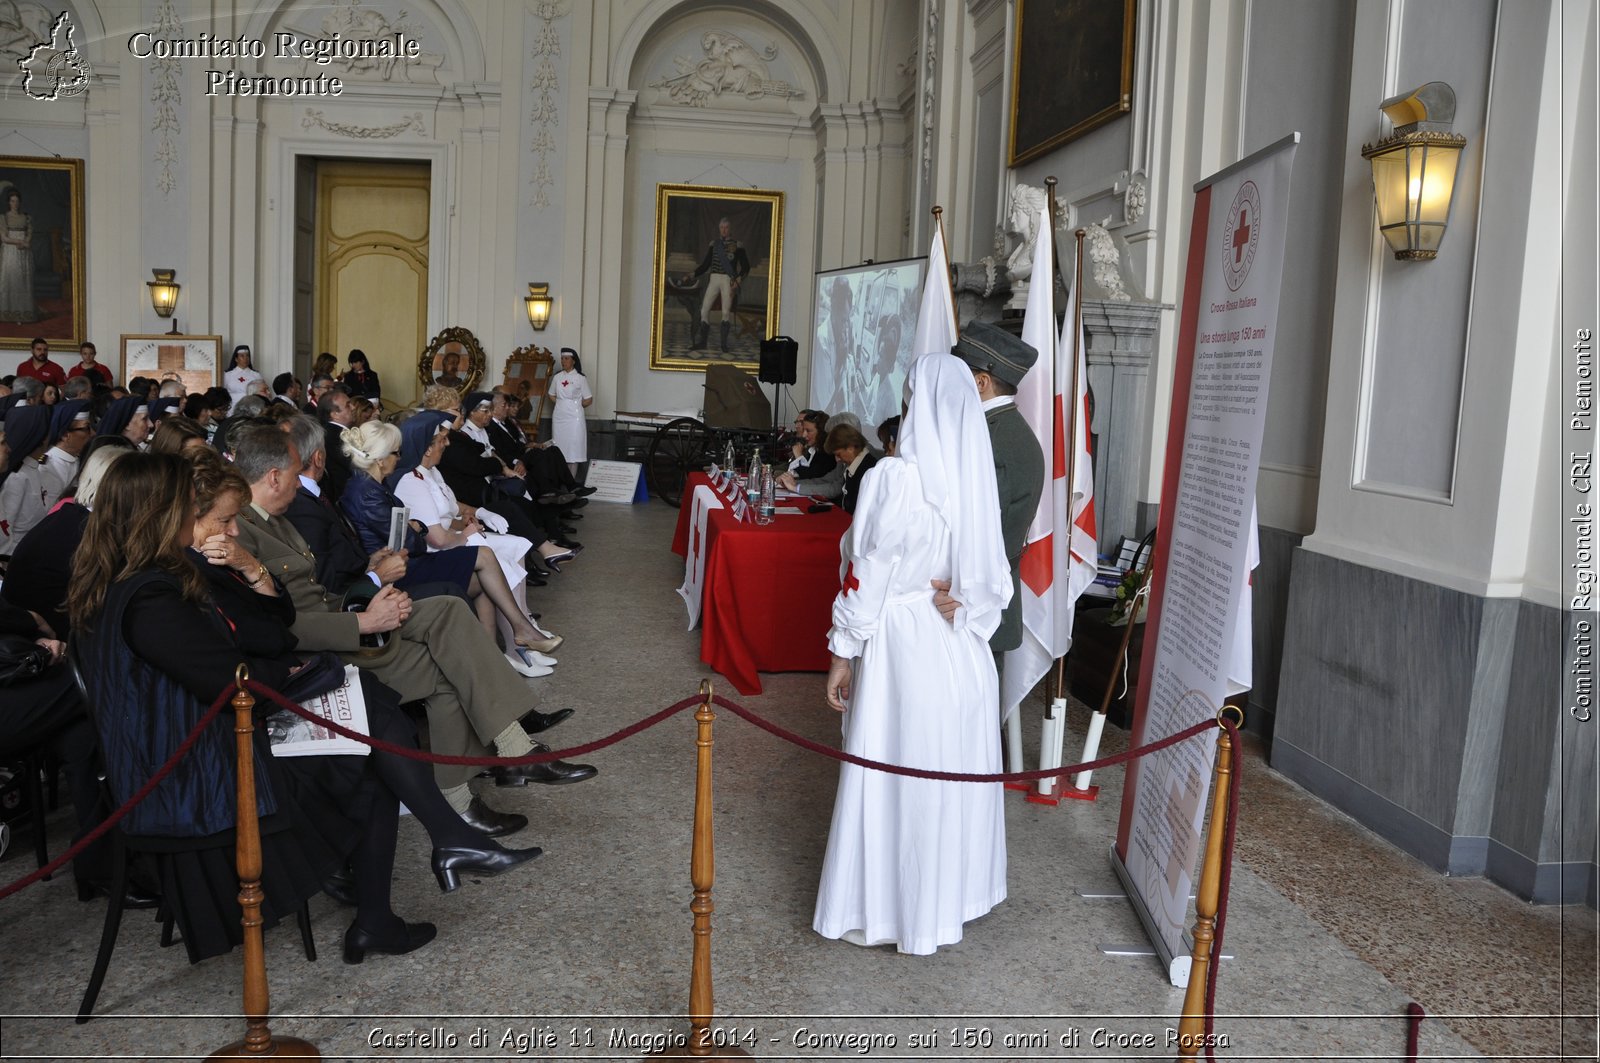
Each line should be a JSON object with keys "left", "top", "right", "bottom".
{"left": 68, "top": 450, "right": 540, "bottom": 965}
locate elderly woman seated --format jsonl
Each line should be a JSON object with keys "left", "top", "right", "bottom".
{"left": 68, "top": 451, "right": 539, "bottom": 965}
{"left": 339, "top": 419, "right": 561, "bottom": 675}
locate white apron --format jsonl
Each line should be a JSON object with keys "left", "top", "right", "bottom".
{"left": 549, "top": 369, "right": 591, "bottom": 461}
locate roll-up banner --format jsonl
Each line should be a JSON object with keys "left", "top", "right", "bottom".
{"left": 1111, "top": 133, "right": 1299, "bottom": 987}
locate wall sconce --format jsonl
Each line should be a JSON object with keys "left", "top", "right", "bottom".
{"left": 1361, "top": 81, "right": 1467, "bottom": 260}
{"left": 147, "top": 268, "right": 181, "bottom": 333}
{"left": 524, "top": 282, "right": 552, "bottom": 331}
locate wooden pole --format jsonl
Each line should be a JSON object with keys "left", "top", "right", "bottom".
{"left": 1175, "top": 711, "right": 1238, "bottom": 1058}
{"left": 208, "top": 667, "right": 318, "bottom": 1061}
{"left": 650, "top": 680, "right": 752, "bottom": 1060}
{"left": 932, "top": 206, "right": 959, "bottom": 339}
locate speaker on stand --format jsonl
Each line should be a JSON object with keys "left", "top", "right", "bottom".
{"left": 758, "top": 336, "right": 799, "bottom": 429}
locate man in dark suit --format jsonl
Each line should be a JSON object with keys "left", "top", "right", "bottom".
{"left": 949, "top": 320, "right": 1043, "bottom": 662}
{"left": 229, "top": 424, "right": 593, "bottom": 813}
{"left": 315, "top": 386, "right": 358, "bottom": 502}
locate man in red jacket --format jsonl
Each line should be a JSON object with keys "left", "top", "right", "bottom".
{"left": 66, "top": 340, "right": 113, "bottom": 386}
{"left": 14, "top": 337, "right": 65, "bottom": 388}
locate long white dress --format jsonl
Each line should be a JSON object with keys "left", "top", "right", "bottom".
{"left": 549, "top": 369, "right": 591, "bottom": 461}
{"left": 812, "top": 457, "right": 1007, "bottom": 955}
{"left": 0, "top": 211, "right": 35, "bottom": 323}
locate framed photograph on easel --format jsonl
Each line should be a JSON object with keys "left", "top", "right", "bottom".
{"left": 119, "top": 334, "right": 223, "bottom": 395}
{"left": 1008, "top": 0, "right": 1136, "bottom": 166}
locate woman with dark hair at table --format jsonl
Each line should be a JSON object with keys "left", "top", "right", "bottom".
{"left": 342, "top": 349, "right": 381, "bottom": 403}
{"left": 825, "top": 423, "right": 878, "bottom": 515}
{"left": 68, "top": 451, "right": 530, "bottom": 964}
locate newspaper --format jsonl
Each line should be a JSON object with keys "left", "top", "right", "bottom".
{"left": 266, "top": 665, "right": 371, "bottom": 758}
{"left": 387, "top": 505, "right": 410, "bottom": 553}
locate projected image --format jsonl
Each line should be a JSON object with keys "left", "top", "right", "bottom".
{"left": 809, "top": 258, "right": 926, "bottom": 432}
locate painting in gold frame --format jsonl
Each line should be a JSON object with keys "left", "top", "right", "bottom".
{"left": 1007, "top": 0, "right": 1136, "bottom": 167}
{"left": 649, "top": 183, "right": 783, "bottom": 373}
{"left": 0, "top": 156, "right": 86, "bottom": 350}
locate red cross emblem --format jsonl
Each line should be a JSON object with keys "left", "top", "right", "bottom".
{"left": 841, "top": 563, "right": 860, "bottom": 596}
{"left": 1222, "top": 179, "right": 1261, "bottom": 291}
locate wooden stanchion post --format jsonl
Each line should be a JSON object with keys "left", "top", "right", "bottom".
{"left": 1175, "top": 710, "right": 1238, "bottom": 1059}
{"left": 650, "top": 680, "right": 753, "bottom": 1060}
{"left": 209, "top": 667, "right": 318, "bottom": 1062}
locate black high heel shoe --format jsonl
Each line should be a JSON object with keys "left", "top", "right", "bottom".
{"left": 342, "top": 920, "right": 437, "bottom": 964}
{"left": 432, "top": 843, "right": 543, "bottom": 893}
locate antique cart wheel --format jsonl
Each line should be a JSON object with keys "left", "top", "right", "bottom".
{"left": 647, "top": 417, "right": 715, "bottom": 507}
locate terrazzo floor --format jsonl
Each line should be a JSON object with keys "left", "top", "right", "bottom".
{"left": 0, "top": 498, "right": 1593, "bottom": 1061}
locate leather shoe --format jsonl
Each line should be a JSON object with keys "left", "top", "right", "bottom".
{"left": 457, "top": 796, "right": 528, "bottom": 838}
{"left": 493, "top": 744, "right": 598, "bottom": 786}
{"left": 342, "top": 919, "right": 437, "bottom": 964}
{"left": 559, "top": 524, "right": 577, "bottom": 534}
{"left": 320, "top": 864, "right": 357, "bottom": 907}
{"left": 517, "top": 706, "right": 573, "bottom": 733}
{"left": 76, "top": 878, "right": 160, "bottom": 910}
{"left": 518, "top": 633, "right": 563, "bottom": 654}
{"left": 564, "top": 512, "right": 583, "bottom": 521}
{"left": 554, "top": 538, "right": 582, "bottom": 551}
{"left": 573, "top": 486, "right": 597, "bottom": 497}
{"left": 432, "top": 843, "right": 542, "bottom": 893}
{"left": 526, "top": 574, "right": 548, "bottom": 587}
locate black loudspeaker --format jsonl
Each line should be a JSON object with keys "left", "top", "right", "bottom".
{"left": 758, "top": 336, "right": 799, "bottom": 385}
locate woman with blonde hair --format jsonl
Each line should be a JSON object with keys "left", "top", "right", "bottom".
{"left": 339, "top": 419, "right": 562, "bottom": 675}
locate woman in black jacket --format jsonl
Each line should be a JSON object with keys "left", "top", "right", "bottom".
{"left": 69, "top": 452, "right": 537, "bottom": 965}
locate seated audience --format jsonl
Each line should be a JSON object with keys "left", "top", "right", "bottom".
{"left": 343, "top": 349, "right": 381, "bottom": 402}
{"left": 485, "top": 389, "right": 595, "bottom": 503}
{"left": 1, "top": 443, "right": 128, "bottom": 638}
{"left": 877, "top": 414, "right": 900, "bottom": 457}
{"left": 337, "top": 418, "right": 561, "bottom": 676}
{"left": 62, "top": 375, "right": 93, "bottom": 401}
{"left": 38, "top": 398, "right": 92, "bottom": 509}
{"left": 826, "top": 423, "right": 879, "bottom": 515}
{"left": 69, "top": 451, "right": 439, "bottom": 964}
{"left": 186, "top": 450, "right": 541, "bottom": 893}
{"left": 98, "top": 394, "right": 151, "bottom": 448}
{"left": 0, "top": 404, "right": 52, "bottom": 551}
{"left": 228, "top": 424, "right": 592, "bottom": 811}
{"left": 149, "top": 416, "right": 210, "bottom": 454}
{"left": 314, "top": 385, "right": 358, "bottom": 501}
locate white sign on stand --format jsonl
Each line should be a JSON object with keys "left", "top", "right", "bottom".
{"left": 586, "top": 459, "right": 646, "bottom": 503}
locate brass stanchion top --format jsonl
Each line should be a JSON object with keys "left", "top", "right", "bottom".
{"left": 234, "top": 663, "right": 250, "bottom": 692}
{"left": 1217, "top": 704, "right": 1244, "bottom": 728}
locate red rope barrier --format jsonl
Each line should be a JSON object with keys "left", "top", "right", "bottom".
{"left": 1406, "top": 1001, "right": 1425, "bottom": 1061}
{"left": 0, "top": 687, "right": 231, "bottom": 902}
{"left": 710, "top": 693, "right": 1218, "bottom": 783}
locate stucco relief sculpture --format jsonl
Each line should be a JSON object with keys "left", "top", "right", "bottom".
{"left": 286, "top": 0, "right": 443, "bottom": 83}
{"left": 648, "top": 31, "right": 804, "bottom": 107}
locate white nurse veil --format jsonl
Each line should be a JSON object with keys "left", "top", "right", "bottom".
{"left": 898, "top": 353, "right": 1013, "bottom": 636}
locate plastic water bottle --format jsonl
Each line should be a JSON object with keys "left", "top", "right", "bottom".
{"left": 748, "top": 450, "right": 762, "bottom": 495}
{"left": 723, "top": 439, "right": 736, "bottom": 483}
{"left": 757, "top": 466, "right": 777, "bottom": 524}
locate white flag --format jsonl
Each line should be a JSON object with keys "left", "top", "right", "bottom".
{"left": 911, "top": 226, "right": 957, "bottom": 359}
{"left": 1001, "top": 292, "right": 1099, "bottom": 722}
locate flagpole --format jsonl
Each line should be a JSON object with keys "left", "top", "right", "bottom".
{"left": 1058, "top": 225, "right": 1106, "bottom": 799}
{"left": 932, "top": 205, "right": 959, "bottom": 338}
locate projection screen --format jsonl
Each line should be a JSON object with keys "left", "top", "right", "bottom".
{"left": 809, "top": 257, "right": 927, "bottom": 432}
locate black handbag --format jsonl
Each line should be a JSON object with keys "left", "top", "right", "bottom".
{"left": 279, "top": 650, "right": 347, "bottom": 702}
{"left": 0, "top": 634, "right": 53, "bottom": 687}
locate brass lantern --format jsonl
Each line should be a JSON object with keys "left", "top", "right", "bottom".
{"left": 524, "top": 282, "right": 553, "bottom": 331}
{"left": 1361, "top": 82, "right": 1467, "bottom": 260}
{"left": 147, "top": 268, "right": 181, "bottom": 332}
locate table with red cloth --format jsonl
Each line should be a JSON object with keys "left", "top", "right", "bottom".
{"left": 671, "top": 472, "right": 851, "bottom": 695}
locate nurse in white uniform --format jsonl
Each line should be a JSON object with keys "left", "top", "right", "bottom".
{"left": 548, "top": 347, "right": 592, "bottom": 477}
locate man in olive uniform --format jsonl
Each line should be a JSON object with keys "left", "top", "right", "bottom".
{"left": 681, "top": 217, "right": 750, "bottom": 353}
{"left": 950, "top": 320, "right": 1044, "bottom": 667}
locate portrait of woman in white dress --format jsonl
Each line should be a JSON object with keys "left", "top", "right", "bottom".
{"left": 548, "top": 347, "right": 593, "bottom": 476}
{"left": 0, "top": 187, "right": 37, "bottom": 324}
{"left": 813, "top": 352, "right": 1013, "bottom": 955}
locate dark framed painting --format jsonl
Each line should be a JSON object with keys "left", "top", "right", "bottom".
{"left": 0, "top": 156, "right": 86, "bottom": 350}
{"left": 417, "top": 325, "right": 487, "bottom": 397}
{"left": 1008, "top": 0, "right": 1137, "bottom": 166}
{"left": 649, "top": 183, "right": 784, "bottom": 373}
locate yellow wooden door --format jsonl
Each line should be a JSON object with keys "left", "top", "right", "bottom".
{"left": 314, "top": 160, "right": 430, "bottom": 404}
